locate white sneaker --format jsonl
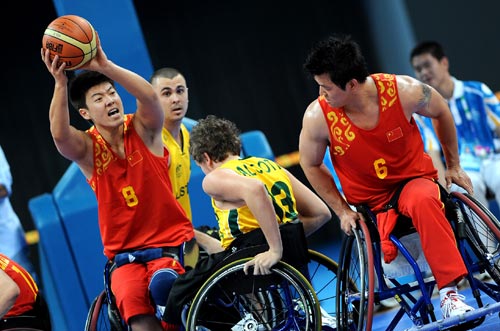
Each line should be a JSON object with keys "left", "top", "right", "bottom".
{"left": 440, "top": 291, "right": 474, "bottom": 318}
{"left": 320, "top": 306, "right": 337, "bottom": 330}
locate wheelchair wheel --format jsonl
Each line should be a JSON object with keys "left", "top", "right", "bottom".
{"left": 453, "top": 192, "right": 500, "bottom": 284}
{"left": 185, "top": 258, "right": 321, "bottom": 331}
{"left": 307, "top": 249, "right": 339, "bottom": 330}
{"left": 85, "top": 290, "right": 124, "bottom": 331}
{"left": 336, "top": 220, "right": 375, "bottom": 331}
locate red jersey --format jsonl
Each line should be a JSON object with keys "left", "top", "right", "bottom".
{"left": 0, "top": 254, "right": 38, "bottom": 317}
{"left": 87, "top": 114, "right": 194, "bottom": 259}
{"left": 320, "top": 73, "right": 437, "bottom": 211}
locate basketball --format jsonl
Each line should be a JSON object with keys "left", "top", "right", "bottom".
{"left": 42, "top": 15, "right": 97, "bottom": 71}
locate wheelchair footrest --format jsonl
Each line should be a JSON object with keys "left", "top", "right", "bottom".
{"left": 404, "top": 301, "right": 500, "bottom": 331}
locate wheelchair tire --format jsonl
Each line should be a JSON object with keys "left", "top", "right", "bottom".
{"left": 185, "top": 258, "right": 321, "bottom": 331}
{"left": 336, "top": 220, "right": 375, "bottom": 331}
{"left": 307, "top": 249, "right": 342, "bottom": 330}
{"left": 85, "top": 291, "right": 124, "bottom": 331}
{"left": 454, "top": 192, "right": 500, "bottom": 284}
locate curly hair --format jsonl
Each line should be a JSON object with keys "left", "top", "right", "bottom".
{"left": 189, "top": 115, "right": 241, "bottom": 163}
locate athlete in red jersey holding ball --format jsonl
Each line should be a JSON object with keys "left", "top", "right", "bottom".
{"left": 42, "top": 37, "right": 193, "bottom": 331}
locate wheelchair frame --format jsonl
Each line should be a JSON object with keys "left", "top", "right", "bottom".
{"left": 336, "top": 190, "right": 500, "bottom": 331}
{"left": 85, "top": 248, "right": 339, "bottom": 331}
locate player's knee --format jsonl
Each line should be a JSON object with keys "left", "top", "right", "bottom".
{"left": 149, "top": 268, "right": 179, "bottom": 319}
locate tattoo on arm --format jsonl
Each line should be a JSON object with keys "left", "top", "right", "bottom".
{"left": 417, "top": 83, "right": 432, "bottom": 111}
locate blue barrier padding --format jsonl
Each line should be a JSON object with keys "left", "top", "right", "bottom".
{"left": 240, "top": 131, "right": 275, "bottom": 161}
{"left": 28, "top": 194, "right": 88, "bottom": 331}
{"left": 52, "top": 163, "right": 105, "bottom": 307}
{"left": 39, "top": 245, "right": 66, "bottom": 330}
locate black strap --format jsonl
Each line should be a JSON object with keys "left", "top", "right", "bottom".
{"left": 384, "top": 180, "right": 411, "bottom": 211}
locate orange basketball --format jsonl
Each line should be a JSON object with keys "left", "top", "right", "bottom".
{"left": 42, "top": 15, "right": 97, "bottom": 71}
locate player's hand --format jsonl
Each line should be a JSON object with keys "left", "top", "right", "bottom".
{"left": 338, "top": 208, "right": 359, "bottom": 236}
{"left": 41, "top": 48, "right": 67, "bottom": 85}
{"left": 243, "top": 249, "right": 281, "bottom": 275}
{"left": 445, "top": 166, "right": 474, "bottom": 195}
{"left": 82, "top": 32, "right": 109, "bottom": 71}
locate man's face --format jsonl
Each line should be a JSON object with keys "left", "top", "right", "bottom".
{"left": 411, "top": 53, "right": 448, "bottom": 88}
{"left": 83, "top": 82, "right": 124, "bottom": 127}
{"left": 314, "top": 73, "right": 348, "bottom": 108}
{"left": 152, "top": 74, "right": 189, "bottom": 124}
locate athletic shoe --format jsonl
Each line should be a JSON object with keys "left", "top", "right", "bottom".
{"left": 320, "top": 306, "right": 337, "bottom": 330}
{"left": 440, "top": 291, "right": 474, "bottom": 318}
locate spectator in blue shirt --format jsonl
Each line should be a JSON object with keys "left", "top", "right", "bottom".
{"left": 410, "top": 41, "right": 500, "bottom": 210}
{"left": 0, "top": 145, "right": 36, "bottom": 279}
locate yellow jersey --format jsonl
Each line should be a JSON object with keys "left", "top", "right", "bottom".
{"left": 214, "top": 156, "right": 298, "bottom": 249}
{"left": 162, "top": 124, "right": 192, "bottom": 221}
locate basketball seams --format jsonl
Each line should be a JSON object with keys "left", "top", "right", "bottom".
{"left": 61, "top": 16, "right": 94, "bottom": 43}
{"left": 44, "top": 28, "right": 93, "bottom": 55}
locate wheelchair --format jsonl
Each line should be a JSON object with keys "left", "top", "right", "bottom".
{"left": 0, "top": 294, "right": 52, "bottom": 331}
{"left": 85, "top": 244, "right": 188, "bottom": 331}
{"left": 336, "top": 187, "right": 500, "bottom": 331}
{"left": 85, "top": 223, "right": 339, "bottom": 331}
{"left": 182, "top": 244, "right": 322, "bottom": 330}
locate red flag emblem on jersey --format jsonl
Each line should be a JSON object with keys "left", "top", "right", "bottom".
{"left": 386, "top": 127, "right": 403, "bottom": 142}
{"left": 127, "top": 150, "right": 143, "bottom": 167}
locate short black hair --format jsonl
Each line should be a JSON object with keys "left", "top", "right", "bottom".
{"left": 410, "top": 41, "right": 446, "bottom": 62}
{"left": 149, "top": 67, "right": 184, "bottom": 83}
{"left": 69, "top": 71, "right": 115, "bottom": 110}
{"left": 304, "top": 34, "right": 368, "bottom": 90}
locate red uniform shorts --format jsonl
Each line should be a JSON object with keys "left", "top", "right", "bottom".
{"left": 110, "top": 257, "right": 185, "bottom": 323}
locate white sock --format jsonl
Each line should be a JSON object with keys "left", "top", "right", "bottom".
{"left": 439, "top": 286, "right": 458, "bottom": 301}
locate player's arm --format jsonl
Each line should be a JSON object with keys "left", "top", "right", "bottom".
{"left": 401, "top": 76, "right": 473, "bottom": 193}
{"left": 299, "top": 100, "right": 357, "bottom": 235}
{"left": 42, "top": 49, "right": 93, "bottom": 171}
{"left": 203, "top": 169, "right": 282, "bottom": 275}
{"left": 0, "top": 269, "right": 20, "bottom": 319}
{"left": 83, "top": 42, "right": 164, "bottom": 151}
{"left": 285, "top": 168, "right": 331, "bottom": 237}
{"left": 194, "top": 229, "right": 223, "bottom": 254}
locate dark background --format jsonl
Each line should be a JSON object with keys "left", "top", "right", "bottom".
{"left": 2, "top": 0, "right": 499, "bottom": 269}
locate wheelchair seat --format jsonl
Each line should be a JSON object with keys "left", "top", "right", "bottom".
{"left": 357, "top": 205, "right": 432, "bottom": 280}
{"left": 219, "top": 220, "right": 310, "bottom": 272}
